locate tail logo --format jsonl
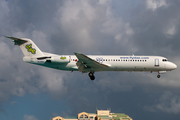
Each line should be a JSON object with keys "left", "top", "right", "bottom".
{"left": 25, "top": 44, "right": 36, "bottom": 54}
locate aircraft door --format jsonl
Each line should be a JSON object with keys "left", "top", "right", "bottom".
{"left": 155, "top": 59, "right": 159, "bottom": 66}
{"left": 69, "top": 56, "right": 71, "bottom": 62}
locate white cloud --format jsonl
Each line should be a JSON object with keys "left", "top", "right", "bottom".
{"left": 31, "top": 30, "right": 53, "bottom": 52}
{"left": 0, "top": 29, "right": 67, "bottom": 102}
{"left": 55, "top": 0, "right": 99, "bottom": 50}
{"left": 59, "top": 0, "right": 97, "bottom": 23}
{"left": 23, "top": 115, "right": 39, "bottom": 120}
{"left": 166, "top": 26, "right": 176, "bottom": 35}
{"left": 0, "top": 0, "right": 9, "bottom": 22}
{"left": 134, "top": 72, "right": 180, "bottom": 89}
{"left": 38, "top": 69, "right": 68, "bottom": 99}
{"left": 12, "top": 87, "right": 26, "bottom": 96}
{"left": 162, "top": 18, "right": 179, "bottom": 37}
{"left": 1, "top": 0, "right": 180, "bottom": 119}
{"left": 145, "top": 92, "right": 180, "bottom": 114}
{"left": 96, "top": 75, "right": 133, "bottom": 92}
{"left": 146, "top": 0, "right": 167, "bottom": 11}
{"left": 98, "top": 0, "right": 112, "bottom": 5}
{"left": 54, "top": 0, "right": 135, "bottom": 53}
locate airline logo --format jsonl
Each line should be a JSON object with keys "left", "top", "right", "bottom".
{"left": 25, "top": 44, "right": 36, "bottom": 54}
{"left": 60, "top": 56, "right": 66, "bottom": 60}
{"left": 96, "top": 57, "right": 103, "bottom": 63}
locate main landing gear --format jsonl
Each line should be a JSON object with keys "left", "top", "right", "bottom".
{"left": 89, "top": 72, "right": 95, "bottom": 80}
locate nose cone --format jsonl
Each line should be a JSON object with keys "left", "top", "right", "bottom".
{"left": 172, "top": 63, "right": 177, "bottom": 70}
{"left": 167, "top": 62, "right": 177, "bottom": 70}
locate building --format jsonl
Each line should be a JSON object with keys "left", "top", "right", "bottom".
{"left": 52, "top": 110, "right": 132, "bottom": 120}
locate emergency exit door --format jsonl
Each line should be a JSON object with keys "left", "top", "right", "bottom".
{"left": 155, "top": 59, "right": 159, "bottom": 66}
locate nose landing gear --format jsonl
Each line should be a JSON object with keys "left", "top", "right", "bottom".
{"left": 89, "top": 72, "right": 95, "bottom": 80}
{"left": 157, "top": 74, "right": 161, "bottom": 78}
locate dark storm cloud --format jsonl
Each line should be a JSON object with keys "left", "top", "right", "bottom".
{"left": 0, "top": 0, "right": 67, "bottom": 110}
{"left": 49, "top": 0, "right": 136, "bottom": 55}
{"left": 1, "top": 0, "right": 180, "bottom": 120}
{"left": 6, "top": 0, "right": 60, "bottom": 31}
{"left": 57, "top": 0, "right": 180, "bottom": 119}
{"left": 130, "top": 0, "right": 180, "bottom": 56}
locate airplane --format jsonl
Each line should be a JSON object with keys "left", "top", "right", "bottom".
{"left": 6, "top": 36, "right": 177, "bottom": 80}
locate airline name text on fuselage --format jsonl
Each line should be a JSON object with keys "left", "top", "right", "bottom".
{"left": 120, "top": 57, "right": 149, "bottom": 59}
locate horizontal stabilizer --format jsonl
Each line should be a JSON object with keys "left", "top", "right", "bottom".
{"left": 5, "top": 36, "right": 28, "bottom": 46}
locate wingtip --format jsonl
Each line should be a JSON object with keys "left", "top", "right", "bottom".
{"left": 5, "top": 36, "right": 11, "bottom": 38}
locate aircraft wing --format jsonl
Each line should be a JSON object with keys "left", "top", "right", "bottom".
{"left": 5, "top": 36, "right": 28, "bottom": 46}
{"left": 74, "top": 53, "right": 109, "bottom": 72}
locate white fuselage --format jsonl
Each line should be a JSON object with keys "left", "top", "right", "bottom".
{"left": 23, "top": 53, "right": 177, "bottom": 73}
{"left": 6, "top": 36, "right": 177, "bottom": 80}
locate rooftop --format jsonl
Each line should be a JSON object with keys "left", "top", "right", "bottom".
{"left": 112, "top": 113, "right": 132, "bottom": 120}
{"left": 64, "top": 117, "right": 78, "bottom": 119}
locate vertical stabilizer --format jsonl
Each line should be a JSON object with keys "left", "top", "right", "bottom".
{"left": 6, "top": 36, "right": 44, "bottom": 57}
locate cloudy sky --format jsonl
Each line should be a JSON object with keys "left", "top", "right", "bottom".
{"left": 0, "top": 0, "right": 180, "bottom": 120}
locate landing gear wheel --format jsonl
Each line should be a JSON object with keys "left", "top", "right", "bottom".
{"left": 89, "top": 72, "right": 93, "bottom": 77}
{"left": 89, "top": 72, "right": 95, "bottom": 80}
{"left": 157, "top": 74, "right": 160, "bottom": 78}
{"left": 90, "top": 76, "right": 95, "bottom": 80}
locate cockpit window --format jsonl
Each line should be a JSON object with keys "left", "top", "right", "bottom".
{"left": 162, "top": 59, "right": 168, "bottom": 62}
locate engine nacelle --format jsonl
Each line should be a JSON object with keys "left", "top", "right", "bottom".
{"left": 49, "top": 56, "right": 70, "bottom": 63}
